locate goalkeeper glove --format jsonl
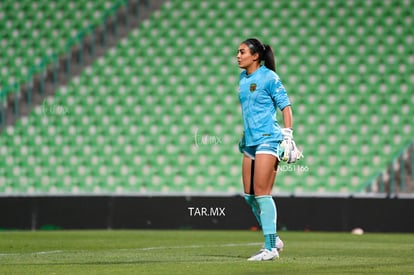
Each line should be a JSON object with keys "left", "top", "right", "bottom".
{"left": 279, "top": 128, "right": 303, "bottom": 163}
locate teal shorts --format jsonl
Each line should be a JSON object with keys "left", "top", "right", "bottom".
{"left": 243, "top": 141, "right": 282, "bottom": 160}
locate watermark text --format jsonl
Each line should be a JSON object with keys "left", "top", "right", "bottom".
{"left": 188, "top": 207, "right": 226, "bottom": 217}
{"left": 42, "top": 101, "right": 70, "bottom": 116}
{"left": 193, "top": 128, "right": 223, "bottom": 148}
{"left": 277, "top": 164, "right": 309, "bottom": 174}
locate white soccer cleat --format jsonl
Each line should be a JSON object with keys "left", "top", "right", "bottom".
{"left": 276, "top": 236, "right": 284, "bottom": 252}
{"left": 247, "top": 248, "right": 279, "bottom": 261}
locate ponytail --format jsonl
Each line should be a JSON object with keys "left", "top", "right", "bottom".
{"left": 263, "top": 44, "right": 276, "bottom": 72}
{"left": 243, "top": 38, "right": 276, "bottom": 72}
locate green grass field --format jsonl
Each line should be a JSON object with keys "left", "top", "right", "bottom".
{"left": 0, "top": 230, "right": 413, "bottom": 274}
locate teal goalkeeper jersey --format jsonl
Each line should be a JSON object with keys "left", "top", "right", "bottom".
{"left": 238, "top": 65, "right": 291, "bottom": 146}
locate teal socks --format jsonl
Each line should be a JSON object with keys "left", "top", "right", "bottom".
{"left": 256, "top": 195, "right": 277, "bottom": 250}
{"left": 244, "top": 194, "right": 262, "bottom": 226}
{"left": 264, "top": 234, "right": 277, "bottom": 251}
{"left": 244, "top": 194, "right": 278, "bottom": 250}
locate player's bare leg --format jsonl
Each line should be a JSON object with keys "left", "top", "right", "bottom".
{"left": 252, "top": 154, "right": 278, "bottom": 195}
{"left": 242, "top": 154, "right": 254, "bottom": 194}
{"left": 242, "top": 155, "right": 261, "bottom": 227}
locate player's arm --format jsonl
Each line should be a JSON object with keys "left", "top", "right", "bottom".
{"left": 267, "top": 75, "right": 302, "bottom": 162}
{"left": 282, "top": 105, "right": 292, "bottom": 129}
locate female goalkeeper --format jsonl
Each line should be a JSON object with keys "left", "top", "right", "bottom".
{"left": 237, "top": 38, "right": 302, "bottom": 261}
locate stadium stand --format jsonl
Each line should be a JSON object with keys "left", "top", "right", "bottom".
{"left": 0, "top": 0, "right": 118, "bottom": 88}
{"left": 0, "top": 0, "right": 413, "bottom": 195}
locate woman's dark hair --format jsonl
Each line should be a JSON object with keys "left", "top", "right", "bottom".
{"left": 243, "top": 38, "right": 276, "bottom": 72}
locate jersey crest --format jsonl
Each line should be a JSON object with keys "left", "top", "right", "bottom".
{"left": 249, "top": 83, "right": 257, "bottom": 92}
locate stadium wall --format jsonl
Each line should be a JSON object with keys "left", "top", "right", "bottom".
{"left": 1, "top": 195, "right": 413, "bottom": 232}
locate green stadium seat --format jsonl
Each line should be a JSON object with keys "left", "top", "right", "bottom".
{"left": 0, "top": 0, "right": 124, "bottom": 89}
{"left": 1, "top": 0, "right": 413, "bottom": 195}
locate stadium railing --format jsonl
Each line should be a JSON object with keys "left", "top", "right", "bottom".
{"left": 364, "top": 141, "right": 414, "bottom": 195}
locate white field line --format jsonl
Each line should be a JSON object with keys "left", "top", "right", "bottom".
{"left": 0, "top": 243, "right": 262, "bottom": 257}
{"left": 0, "top": 250, "right": 64, "bottom": 257}
{"left": 137, "top": 242, "right": 262, "bottom": 251}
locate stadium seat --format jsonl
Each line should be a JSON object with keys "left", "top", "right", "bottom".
{"left": 1, "top": 0, "right": 413, "bottom": 195}
{"left": 0, "top": 0, "right": 124, "bottom": 89}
